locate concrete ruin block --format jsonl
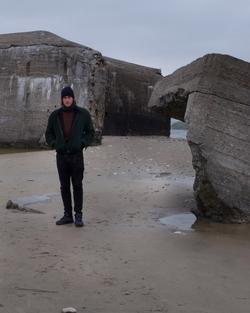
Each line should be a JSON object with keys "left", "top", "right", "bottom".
{"left": 0, "top": 30, "right": 170, "bottom": 146}
{"left": 103, "top": 57, "right": 170, "bottom": 136}
{"left": 0, "top": 30, "right": 107, "bottom": 146}
{"left": 149, "top": 53, "right": 250, "bottom": 223}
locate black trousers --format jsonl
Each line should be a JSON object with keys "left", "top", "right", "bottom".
{"left": 56, "top": 152, "right": 84, "bottom": 215}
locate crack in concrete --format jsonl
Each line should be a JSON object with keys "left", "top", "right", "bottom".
{"left": 189, "top": 89, "right": 250, "bottom": 107}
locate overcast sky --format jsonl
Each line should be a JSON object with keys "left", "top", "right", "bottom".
{"left": 1, "top": 0, "right": 250, "bottom": 75}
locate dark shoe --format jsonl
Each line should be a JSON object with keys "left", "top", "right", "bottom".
{"left": 74, "top": 213, "right": 84, "bottom": 227}
{"left": 56, "top": 215, "right": 74, "bottom": 225}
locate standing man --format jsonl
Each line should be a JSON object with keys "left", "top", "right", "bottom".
{"left": 45, "top": 86, "right": 95, "bottom": 227}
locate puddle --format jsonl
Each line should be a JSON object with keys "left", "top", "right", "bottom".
{"left": 6, "top": 200, "right": 45, "bottom": 214}
{"left": 160, "top": 212, "right": 250, "bottom": 239}
{"left": 15, "top": 193, "right": 59, "bottom": 206}
{"left": 159, "top": 212, "right": 197, "bottom": 231}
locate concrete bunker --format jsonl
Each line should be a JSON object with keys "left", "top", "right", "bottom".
{"left": 149, "top": 53, "right": 250, "bottom": 223}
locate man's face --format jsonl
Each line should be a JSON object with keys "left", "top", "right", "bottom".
{"left": 62, "top": 96, "right": 74, "bottom": 107}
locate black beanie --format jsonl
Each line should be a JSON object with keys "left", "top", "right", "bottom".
{"left": 61, "top": 86, "right": 75, "bottom": 99}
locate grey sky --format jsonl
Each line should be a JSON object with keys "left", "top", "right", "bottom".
{"left": 1, "top": 0, "right": 250, "bottom": 75}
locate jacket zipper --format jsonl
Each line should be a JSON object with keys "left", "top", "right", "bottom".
{"left": 57, "top": 116, "right": 65, "bottom": 142}
{"left": 67, "top": 112, "right": 80, "bottom": 141}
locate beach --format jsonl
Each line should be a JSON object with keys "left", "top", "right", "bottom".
{"left": 1, "top": 136, "right": 250, "bottom": 313}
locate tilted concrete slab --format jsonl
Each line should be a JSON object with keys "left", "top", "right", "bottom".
{"left": 149, "top": 53, "right": 250, "bottom": 222}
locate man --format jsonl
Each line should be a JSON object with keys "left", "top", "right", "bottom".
{"left": 45, "top": 86, "right": 95, "bottom": 227}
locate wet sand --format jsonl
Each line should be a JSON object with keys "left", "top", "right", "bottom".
{"left": 0, "top": 136, "right": 250, "bottom": 313}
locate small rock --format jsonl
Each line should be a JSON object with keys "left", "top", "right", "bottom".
{"left": 6, "top": 200, "right": 18, "bottom": 209}
{"left": 174, "top": 231, "right": 184, "bottom": 235}
{"left": 62, "top": 307, "right": 77, "bottom": 313}
{"left": 6, "top": 200, "right": 13, "bottom": 209}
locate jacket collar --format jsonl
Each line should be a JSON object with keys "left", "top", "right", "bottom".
{"left": 57, "top": 103, "right": 80, "bottom": 114}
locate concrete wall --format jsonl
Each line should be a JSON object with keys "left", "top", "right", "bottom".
{"left": 0, "top": 30, "right": 107, "bottom": 145}
{"left": 0, "top": 30, "right": 170, "bottom": 147}
{"left": 103, "top": 57, "right": 170, "bottom": 136}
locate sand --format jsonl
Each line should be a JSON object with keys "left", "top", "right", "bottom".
{"left": 0, "top": 136, "right": 250, "bottom": 313}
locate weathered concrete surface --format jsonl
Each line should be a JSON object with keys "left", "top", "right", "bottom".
{"left": 149, "top": 53, "right": 250, "bottom": 223}
{"left": 103, "top": 57, "right": 170, "bottom": 136}
{"left": 0, "top": 30, "right": 107, "bottom": 145}
{"left": 0, "top": 30, "right": 170, "bottom": 147}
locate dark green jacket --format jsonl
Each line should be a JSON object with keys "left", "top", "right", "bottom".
{"left": 45, "top": 104, "right": 95, "bottom": 154}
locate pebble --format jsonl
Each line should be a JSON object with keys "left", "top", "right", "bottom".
{"left": 174, "top": 231, "right": 184, "bottom": 235}
{"left": 62, "top": 308, "right": 77, "bottom": 313}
